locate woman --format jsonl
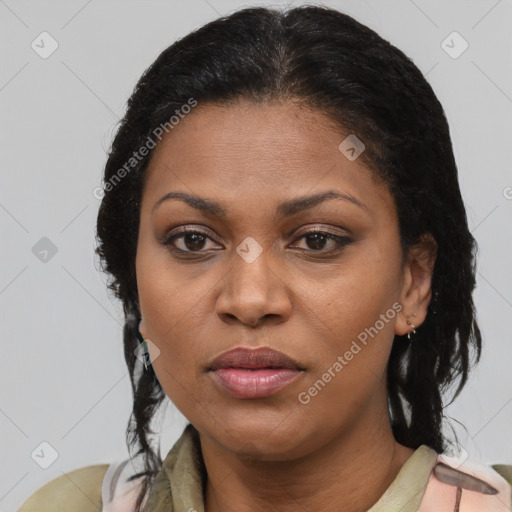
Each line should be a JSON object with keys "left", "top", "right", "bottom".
{"left": 19, "top": 5, "right": 512, "bottom": 512}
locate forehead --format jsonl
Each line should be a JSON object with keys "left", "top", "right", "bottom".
{"left": 147, "top": 99, "right": 352, "bottom": 173}
{"left": 142, "top": 99, "right": 393, "bottom": 218}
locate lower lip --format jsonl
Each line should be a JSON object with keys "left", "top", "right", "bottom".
{"left": 210, "top": 368, "right": 302, "bottom": 398}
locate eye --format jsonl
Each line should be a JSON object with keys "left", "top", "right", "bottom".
{"left": 162, "top": 228, "right": 220, "bottom": 254}
{"left": 290, "top": 228, "right": 352, "bottom": 253}
{"left": 161, "top": 226, "right": 352, "bottom": 256}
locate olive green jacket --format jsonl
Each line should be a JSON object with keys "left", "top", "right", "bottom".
{"left": 19, "top": 423, "right": 512, "bottom": 511}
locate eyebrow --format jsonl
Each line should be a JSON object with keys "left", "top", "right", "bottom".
{"left": 151, "top": 190, "right": 368, "bottom": 218}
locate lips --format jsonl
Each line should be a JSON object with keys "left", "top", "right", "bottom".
{"left": 208, "top": 346, "right": 304, "bottom": 371}
{"left": 208, "top": 346, "right": 305, "bottom": 399}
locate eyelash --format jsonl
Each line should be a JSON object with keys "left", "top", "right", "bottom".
{"left": 161, "top": 227, "right": 352, "bottom": 257}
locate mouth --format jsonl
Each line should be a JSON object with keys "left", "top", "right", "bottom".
{"left": 208, "top": 346, "right": 304, "bottom": 399}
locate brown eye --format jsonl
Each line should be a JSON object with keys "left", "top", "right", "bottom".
{"left": 291, "top": 230, "right": 352, "bottom": 253}
{"left": 161, "top": 227, "right": 352, "bottom": 257}
{"left": 163, "top": 229, "right": 219, "bottom": 253}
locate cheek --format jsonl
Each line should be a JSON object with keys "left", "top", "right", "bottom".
{"left": 136, "top": 232, "right": 205, "bottom": 330}
{"left": 304, "top": 251, "right": 400, "bottom": 329}
{"left": 136, "top": 246, "right": 198, "bottom": 372}
{"left": 296, "top": 248, "right": 401, "bottom": 375}
{"left": 136, "top": 251, "right": 223, "bottom": 410}
{"left": 297, "top": 285, "right": 396, "bottom": 422}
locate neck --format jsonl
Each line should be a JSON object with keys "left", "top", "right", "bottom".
{"left": 200, "top": 411, "right": 415, "bottom": 512}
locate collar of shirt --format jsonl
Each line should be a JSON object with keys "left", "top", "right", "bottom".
{"left": 140, "top": 424, "right": 511, "bottom": 512}
{"left": 142, "top": 424, "right": 438, "bottom": 512}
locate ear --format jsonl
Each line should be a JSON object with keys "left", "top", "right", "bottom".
{"left": 395, "top": 232, "right": 438, "bottom": 336}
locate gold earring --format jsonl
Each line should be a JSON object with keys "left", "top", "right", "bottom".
{"left": 407, "top": 321, "right": 416, "bottom": 339}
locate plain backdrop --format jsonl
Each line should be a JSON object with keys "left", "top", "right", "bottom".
{"left": 1, "top": 0, "right": 511, "bottom": 510}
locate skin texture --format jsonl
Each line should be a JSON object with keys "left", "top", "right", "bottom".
{"left": 136, "top": 99, "right": 437, "bottom": 512}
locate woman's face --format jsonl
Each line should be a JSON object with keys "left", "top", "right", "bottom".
{"left": 136, "top": 99, "right": 430, "bottom": 459}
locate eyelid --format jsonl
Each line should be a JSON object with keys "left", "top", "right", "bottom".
{"left": 292, "top": 225, "right": 348, "bottom": 237}
{"left": 159, "top": 224, "right": 218, "bottom": 244}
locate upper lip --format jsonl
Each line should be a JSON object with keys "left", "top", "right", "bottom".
{"left": 208, "top": 346, "right": 304, "bottom": 371}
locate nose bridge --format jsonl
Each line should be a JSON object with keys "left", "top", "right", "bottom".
{"left": 216, "top": 236, "right": 290, "bottom": 325}
{"left": 230, "top": 235, "right": 275, "bottom": 297}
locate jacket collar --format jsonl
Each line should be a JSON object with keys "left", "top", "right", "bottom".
{"left": 143, "top": 423, "right": 206, "bottom": 512}
{"left": 142, "top": 424, "right": 509, "bottom": 512}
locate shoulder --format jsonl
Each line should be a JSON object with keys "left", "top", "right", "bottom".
{"left": 18, "top": 463, "right": 109, "bottom": 511}
{"left": 418, "top": 451, "right": 512, "bottom": 511}
{"left": 493, "top": 464, "right": 512, "bottom": 487}
{"left": 19, "top": 456, "right": 148, "bottom": 512}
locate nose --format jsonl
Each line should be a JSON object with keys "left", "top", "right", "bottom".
{"left": 215, "top": 248, "right": 292, "bottom": 328}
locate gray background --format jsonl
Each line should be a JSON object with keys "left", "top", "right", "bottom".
{"left": 1, "top": 0, "right": 511, "bottom": 509}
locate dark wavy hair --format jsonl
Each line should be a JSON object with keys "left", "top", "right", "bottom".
{"left": 95, "top": 5, "right": 481, "bottom": 510}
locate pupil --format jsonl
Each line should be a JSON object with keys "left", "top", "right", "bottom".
{"left": 185, "top": 233, "right": 205, "bottom": 251}
{"left": 307, "top": 233, "right": 326, "bottom": 251}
